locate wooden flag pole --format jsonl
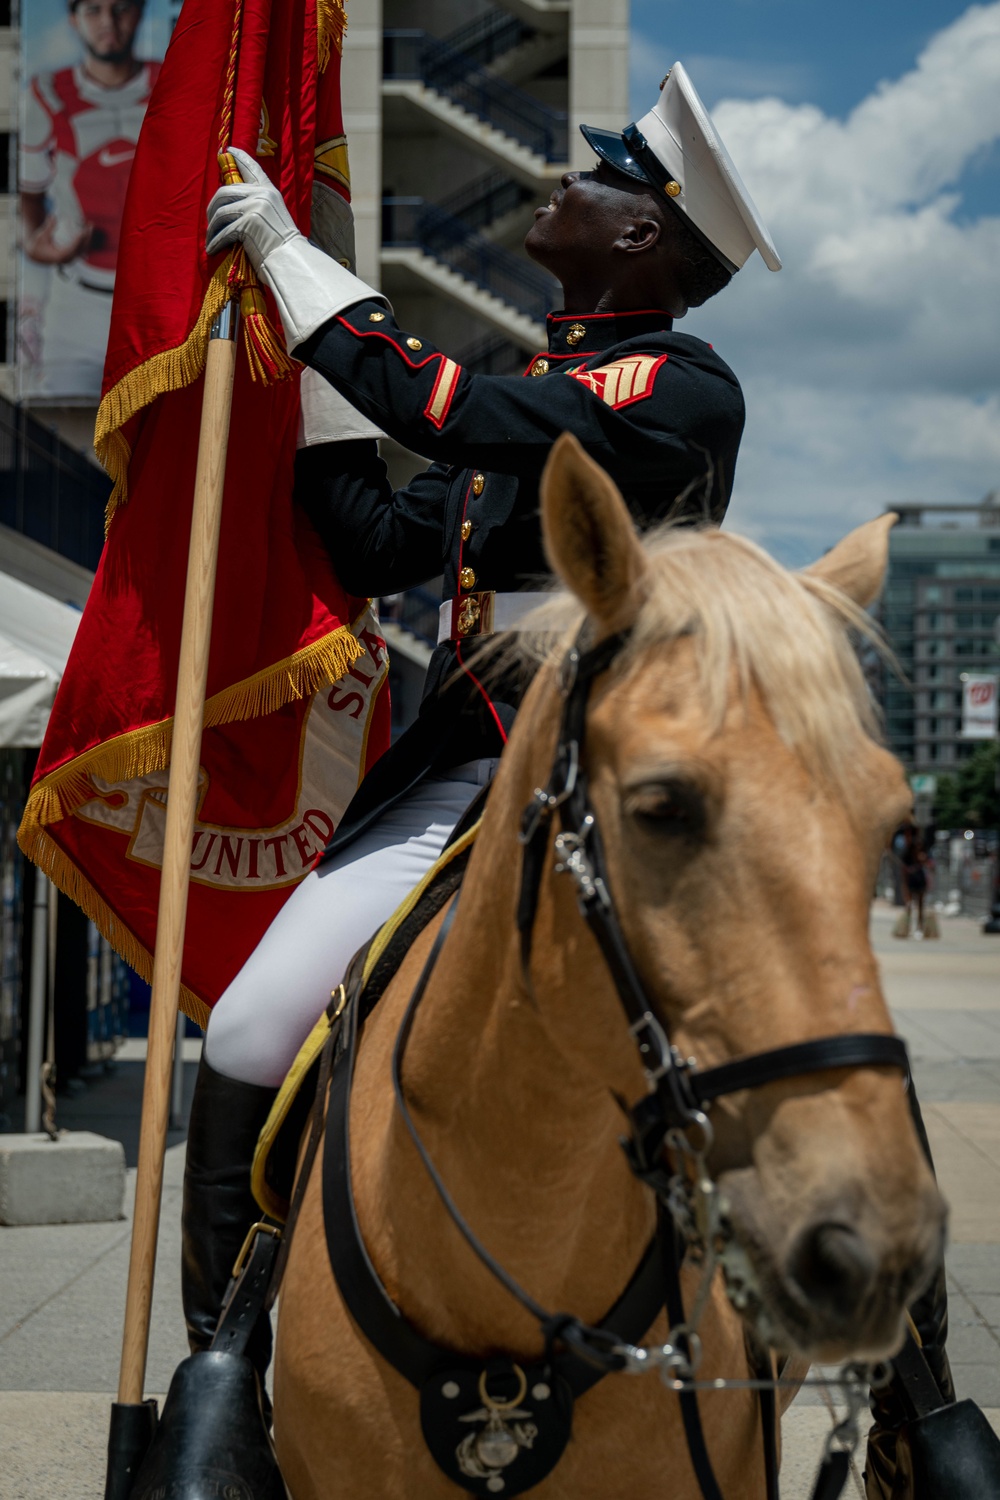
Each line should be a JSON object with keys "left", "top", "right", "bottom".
{"left": 116, "top": 298, "right": 240, "bottom": 1408}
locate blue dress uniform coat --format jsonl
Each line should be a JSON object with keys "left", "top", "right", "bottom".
{"left": 293, "top": 303, "right": 745, "bottom": 858}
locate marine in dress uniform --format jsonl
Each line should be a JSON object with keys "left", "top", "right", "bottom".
{"left": 179, "top": 58, "right": 782, "bottom": 1396}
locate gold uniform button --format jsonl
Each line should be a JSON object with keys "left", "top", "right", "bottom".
{"left": 471, "top": 472, "right": 485, "bottom": 496}
{"left": 368, "top": 311, "right": 385, "bottom": 321}
{"left": 530, "top": 358, "right": 549, "bottom": 377}
{"left": 461, "top": 520, "right": 472, "bottom": 540}
{"left": 566, "top": 323, "right": 586, "bottom": 348}
{"left": 406, "top": 336, "right": 423, "bottom": 350}
{"left": 664, "top": 180, "right": 682, "bottom": 197}
{"left": 459, "top": 566, "right": 476, "bottom": 590}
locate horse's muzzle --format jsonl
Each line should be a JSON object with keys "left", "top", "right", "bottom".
{"left": 718, "top": 1171, "right": 947, "bottom": 1362}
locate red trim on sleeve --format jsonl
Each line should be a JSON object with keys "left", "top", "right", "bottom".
{"left": 335, "top": 316, "right": 445, "bottom": 371}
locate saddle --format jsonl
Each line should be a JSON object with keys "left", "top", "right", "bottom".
{"left": 251, "top": 810, "right": 483, "bottom": 1222}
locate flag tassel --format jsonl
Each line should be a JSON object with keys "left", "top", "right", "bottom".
{"left": 240, "top": 285, "right": 297, "bottom": 383}
{"left": 226, "top": 235, "right": 296, "bottom": 385}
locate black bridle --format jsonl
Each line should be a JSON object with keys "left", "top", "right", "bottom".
{"left": 516, "top": 628, "right": 909, "bottom": 1192}
{"left": 379, "top": 626, "right": 910, "bottom": 1500}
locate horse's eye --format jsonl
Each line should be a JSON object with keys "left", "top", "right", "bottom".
{"left": 626, "top": 782, "right": 706, "bottom": 838}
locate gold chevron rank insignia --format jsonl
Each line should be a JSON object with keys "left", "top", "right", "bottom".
{"left": 564, "top": 352, "right": 668, "bottom": 409}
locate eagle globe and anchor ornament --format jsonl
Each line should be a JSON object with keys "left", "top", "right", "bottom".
{"left": 419, "top": 1359, "right": 575, "bottom": 1496}
{"left": 457, "top": 1366, "right": 538, "bottom": 1488}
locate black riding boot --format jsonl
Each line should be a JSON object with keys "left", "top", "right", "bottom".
{"left": 863, "top": 1257, "right": 956, "bottom": 1499}
{"left": 863, "top": 1086, "right": 956, "bottom": 1500}
{"left": 181, "top": 1056, "right": 278, "bottom": 1382}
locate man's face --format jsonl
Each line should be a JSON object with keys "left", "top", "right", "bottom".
{"left": 71, "top": 0, "right": 142, "bottom": 65}
{"left": 524, "top": 159, "right": 656, "bottom": 273}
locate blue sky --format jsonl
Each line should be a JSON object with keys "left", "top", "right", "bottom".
{"left": 628, "top": 3, "right": 1000, "bottom": 562}
{"left": 630, "top": 0, "right": 999, "bottom": 220}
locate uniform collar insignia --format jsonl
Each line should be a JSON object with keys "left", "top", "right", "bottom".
{"left": 544, "top": 309, "right": 673, "bottom": 359}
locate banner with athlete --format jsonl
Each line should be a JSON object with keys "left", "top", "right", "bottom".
{"left": 17, "top": 0, "right": 177, "bottom": 402}
{"left": 18, "top": 0, "right": 391, "bottom": 1026}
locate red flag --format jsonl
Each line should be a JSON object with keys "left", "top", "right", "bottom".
{"left": 18, "top": 0, "right": 390, "bottom": 1026}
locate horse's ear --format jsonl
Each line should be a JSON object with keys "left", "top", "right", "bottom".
{"left": 802, "top": 513, "right": 897, "bottom": 608}
{"left": 541, "top": 433, "right": 648, "bottom": 633}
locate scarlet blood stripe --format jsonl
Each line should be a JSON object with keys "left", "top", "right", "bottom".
{"left": 425, "top": 357, "right": 462, "bottom": 428}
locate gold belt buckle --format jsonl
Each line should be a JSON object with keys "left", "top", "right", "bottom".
{"left": 452, "top": 591, "right": 495, "bottom": 639}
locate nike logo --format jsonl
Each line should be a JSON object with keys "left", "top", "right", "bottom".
{"left": 98, "top": 146, "right": 136, "bottom": 167}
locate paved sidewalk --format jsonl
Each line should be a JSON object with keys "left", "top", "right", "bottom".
{"left": 2, "top": 902, "right": 999, "bottom": 1496}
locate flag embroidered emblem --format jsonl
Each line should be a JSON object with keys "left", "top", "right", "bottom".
{"left": 565, "top": 353, "right": 668, "bottom": 409}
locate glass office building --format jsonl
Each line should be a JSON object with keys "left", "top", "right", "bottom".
{"left": 880, "top": 494, "right": 1000, "bottom": 774}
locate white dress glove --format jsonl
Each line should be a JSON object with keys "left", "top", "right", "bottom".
{"left": 206, "top": 146, "right": 389, "bottom": 351}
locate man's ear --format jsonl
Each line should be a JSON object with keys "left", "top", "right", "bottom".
{"left": 616, "top": 217, "right": 661, "bottom": 255}
{"left": 802, "top": 513, "right": 898, "bottom": 607}
{"left": 541, "top": 432, "right": 649, "bottom": 634}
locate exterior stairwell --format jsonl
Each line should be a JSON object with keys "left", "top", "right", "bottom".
{"left": 434, "top": 9, "right": 568, "bottom": 88}
{"left": 383, "top": 26, "right": 569, "bottom": 189}
{"left": 437, "top": 171, "right": 535, "bottom": 245}
{"left": 382, "top": 190, "right": 556, "bottom": 351}
{"left": 380, "top": 4, "right": 573, "bottom": 357}
{"left": 381, "top": 229, "right": 548, "bottom": 351}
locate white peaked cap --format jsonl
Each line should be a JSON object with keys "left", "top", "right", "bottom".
{"left": 580, "top": 61, "right": 781, "bottom": 273}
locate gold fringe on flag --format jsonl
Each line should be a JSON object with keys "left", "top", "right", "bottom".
{"left": 317, "top": 0, "right": 347, "bottom": 72}
{"left": 95, "top": 252, "right": 239, "bottom": 527}
{"left": 96, "top": 151, "right": 301, "bottom": 528}
{"left": 17, "top": 622, "right": 366, "bottom": 835}
{"left": 17, "top": 613, "right": 371, "bottom": 1022}
{"left": 19, "top": 829, "right": 212, "bottom": 1029}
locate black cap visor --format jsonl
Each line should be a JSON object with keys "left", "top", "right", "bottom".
{"left": 579, "top": 123, "right": 649, "bottom": 185}
{"left": 579, "top": 121, "right": 738, "bottom": 277}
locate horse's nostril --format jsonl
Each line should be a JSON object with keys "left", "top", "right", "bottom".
{"left": 787, "top": 1221, "right": 877, "bottom": 1317}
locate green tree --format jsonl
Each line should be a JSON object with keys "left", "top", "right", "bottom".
{"left": 933, "top": 742, "right": 1000, "bottom": 829}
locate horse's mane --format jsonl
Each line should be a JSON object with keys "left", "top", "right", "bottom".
{"left": 489, "top": 524, "right": 887, "bottom": 792}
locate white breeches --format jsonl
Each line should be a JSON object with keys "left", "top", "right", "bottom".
{"left": 203, "top": 761, "right": 496, "bottom": 1088}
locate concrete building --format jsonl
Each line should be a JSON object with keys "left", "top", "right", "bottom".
{"left": 880, "top": 494, "right": 1000, "bottom": 775}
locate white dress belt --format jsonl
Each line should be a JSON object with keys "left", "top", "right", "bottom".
{"left": 436, "top": 590, "right": 552, "bottom": 645}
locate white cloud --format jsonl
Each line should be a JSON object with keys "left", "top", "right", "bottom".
{"left": 675, "top": 3, "right": 1000, "bottom": 562}
{"left": 630, "top": 38, "right": 813, "bottom": 116}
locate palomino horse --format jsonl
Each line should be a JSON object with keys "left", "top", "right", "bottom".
{"left": 272, "top": 434, "right": 945, "bottom": 1499}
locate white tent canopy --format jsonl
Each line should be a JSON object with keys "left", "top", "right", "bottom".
{"left": 0, "top": 572, "right": 81, "bottom": 747}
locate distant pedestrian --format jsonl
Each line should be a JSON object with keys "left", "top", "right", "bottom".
{"left": 903, "top": 833, "right": 933, "bottom": 938}
{"left": 890, "top": 823, "right": 910, "bottom": 906}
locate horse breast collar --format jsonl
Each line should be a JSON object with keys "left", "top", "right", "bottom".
{"left": 322, "top": 962, "right": 672, "bottom": 1499}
